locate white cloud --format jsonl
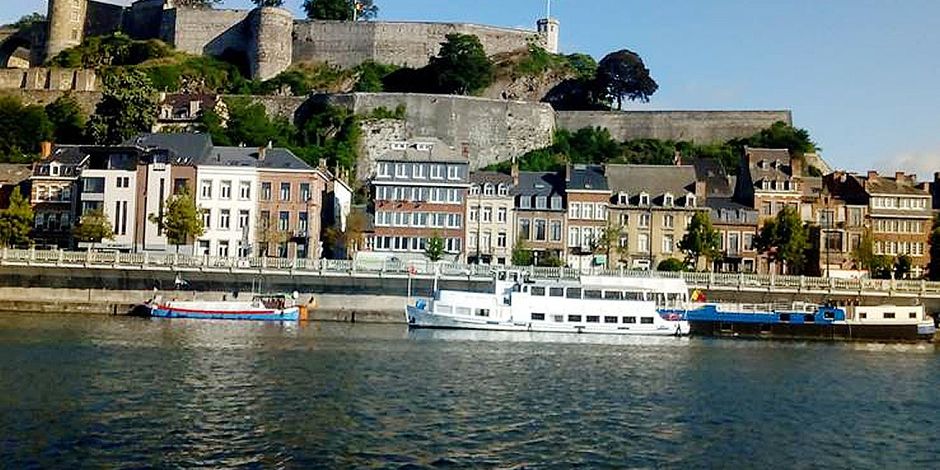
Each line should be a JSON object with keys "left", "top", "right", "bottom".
{"left": 875, "top": 148, "right": 940, "bottom": 181}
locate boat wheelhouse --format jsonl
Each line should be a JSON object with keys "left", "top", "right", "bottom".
{"left": 406, "top": 271, "right": 690, "bottom": 336}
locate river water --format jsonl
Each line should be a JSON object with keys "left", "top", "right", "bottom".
{"left": 0, "top": 314, "right": 937, "bottom": 468}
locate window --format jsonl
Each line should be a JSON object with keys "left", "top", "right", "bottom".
{"left": 604, "top": 316, "right": 618, "bottom": 324}
{"left": 584, "top": 290, "right": 602, "bottom": 299}
{"left": 550, "top": 221, "right": 562, "bottom": 242}
{"left": 261, "top": 182, "right": 272, "bottom": 201}
{"left": 569, "top": 203, "right": 581, "bottom": 219}
{"left": 566, "top": 288, "right": 581, "bottom": 299}
{"left": 910, "top": 312, "right": 918, "bottom": 319}
{"left": 520, "top": 219, "right": 531, "bottom": 240}
{"left": 519, "top": 195, "right": 532, "bottom": 209}
{"left": 497, "top": 232, "right": 507, "bottom": 248}
{"left": 395, "top": 164, "right": 407, "bottom": 178}
{"left": 639, "top": 193, "right": 650, "bottom": 205}
{"left": 219, "top": 180, "right": 232, "bottom": 199}
{"left": 378, "top": 162, "right": 391, "bottom": 177}
{"left": 619, "top": 213, "right": 629, "bottom": 226}
{"left": 604, "top": 291, "right": 623, "bottom": 300}
{"left": 116, "top": 176, "right": 130, "bottom": 188}
{"left": 663, "top": 193, "right": 674, "bottom": 207}
{"left": 686, "top": 194, "right": 697, "bottom": 207}
{"left": 762, "top": 201, "right": 772, "bottom": 215}
{"left": 728, "top": 233, "right": 740, "bottom": 254}
{"left": 278, "top": 211, "right": 290, "bottom": 231}
{"left": 535, "top": 219, "right": 547, "bottom": 241}
{"left": 219, "top": 209, "right": 231, "bottom": 229}
{"left": 300, "top": 183, "right": 311, "bottom": 201}
{"left": 569, "top": 227, "right": 581, "bottom": 247}
{"left": 35, "top": 213, "right": 44, "bottom": 229}
{"left": 469, "top": 207, "right": 478, "bottom": 222}
{"left": 583, "top": 204, "right": 594, "bottom": 220}
{"left": 531, "top": 313, "right": 545, "bottom": 321}
{"left": 586, "top": 316, "right": 600, "bottom": 323}
{"left": 430, "top": 165, "right": 444, "bottom": 179}
{"left": 239, "top": 181, "right": 251, "bottom": 200}
{"left": 743, "top": 233, "right": 754, "bottom": 251}
{"left": 498, "top": 184, "right": 508, "bottom": 196}
{"left": 884, "top": 312, "right": 895, "bottom": 319}
{"left": 568, "top": 315, "right": 582, "bottom": 322}
{"left": 639, "top": 213, "right": 650, "bottom": 228}
{"left": 280, "top": 182, "right": 291, "bottom": 201}
{"left": 638, "top": 233, "right": 649, "bottom": 253}
{"left": 641, "top": 317, "right": 654, "bottom": 324}
{"left": 413, "top": 164, "right": 426, "bottom": 179}
{"left": 536, "top": 197, "right": 547, "bottom": 210}
{"left": 553, "top": 315, "right": 564, "bottom": 323}
{"left": 663, "top": 214, "right": 674, "bottom": 228}
{"left": 299, "top": 212, "right": 308, "bottom": 233}
{"left": 482, "top": 207, "right": 492, "bottom": 223}
{"left": 218, "top": 240, "right": 229, "bottom": 257}
{"left": 468, "top": 231, "right": 477, "bottom": 248}
{"left": 481, "top": 231, "right": 491, "bottom": 250}
{"left": 663, "top": 234, "right": 674, "bottom": 253}
{"left": 483, "top": 184, "right": 494, "bottom": 196}
{"left": 447, "top": 166, "right": 460, "bottom": 180}
{"left": 531, "top": 286, "right": 546, "bottom": 296}
{"left": 470, "top": 184, "right": 480, "bottom": 195}
{"left": 199, "top": 180, "right": 211, "bottom": 199}
{"left": 618, "top": 192, "right": 628, "bottom": 205}
{"left": 497, "top": 207, "right": 507, "bottom": 223}
{"left": 549, "top": 287, "right": 564, "bottom": 297}
{"left": 238, "top": 210, "right": 249, "bottom": 230}
{"left": 202, "top": 209, "right": 211, "bottom": 229}
{"left": 624, "top": 316, "right": 636, "bottom": 324}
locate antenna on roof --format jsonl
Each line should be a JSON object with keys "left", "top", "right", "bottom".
{"left": 546, "top": 0, "right": 552, "bottom": 19}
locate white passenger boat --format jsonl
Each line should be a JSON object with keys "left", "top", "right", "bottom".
{"left": 406, "top": 271, "right": 690, "bottom": 336}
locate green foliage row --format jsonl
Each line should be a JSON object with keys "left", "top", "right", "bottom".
{"left": 48, "top": 34, "right": 173, "bottom": 68}
{"left": 0, "top": 93, "right": 90, "bottom": 162}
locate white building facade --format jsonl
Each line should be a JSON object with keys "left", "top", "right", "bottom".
{"left": 194, "top": 166, "right": 259, "bottom": 258}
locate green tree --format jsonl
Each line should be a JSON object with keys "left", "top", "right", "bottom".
{"left": 511, "top": 236, "right": 534, "bottom": 266}
{"left": 7, "top": 12, "right": 45, "bottom": 30}
{"left": 851, "top": 229, "right": 877, "bottom": 271}
{"left": 72, "top": 209, "right": 114, "bottom": 251}
{"left": 173, "top": 0, "right": 221, "bottom": 8}
{"left": 148, "top": 186, "right": 204, "bottom": 253}
{"left": 895, "top": 254, "right": 913, "bottom": 280}
{"left": 754, "top": 207, "right": 809, "bottom": 274}
{"left": 678, "top": 211, "right": 721, "bottom": 270}
{"left": 252, "top": 0, "right": 286, "bottom": 6}
{"left": 929, "top": 215, "right": 940, "bottom": 281}
{"left": 594, "top": 225, "right": 622, "bottom": 268}
{"left": 86, "top": 70, "right": 158, "bottom": 145}
{"left": 742, "top": 121, "right": 817, "bottom": 155}
{"left": 429, "top": 33, "right": 494, "bottom": 95}
{"left": 537, "top": 253, "right": 564, "bottom": 267}
{"left": 353, "top": 61, "right": 398, "bottom": 92}
{"left": 0, "top": 95, "right": 52, "bottom": 162}
{"left": 45, "top": 94, "right": 87, "bottom": 145}
{"left": 425, "top": 232, "right": 444, "bottom": 261}
{"left": 0, "top": 188, "right": 33, "bottom": 247}
{"left": 594, "top": 49, "right": 658, "bottom": 109}
{"left": 657, "top": 258, "right": 687, "bottom": 272}
{"left": 303, "top": 0, "right": 377, "bottom": 20}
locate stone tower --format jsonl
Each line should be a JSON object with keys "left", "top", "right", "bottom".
{"left": 45, "top": 0, "right": 88, "bottom": 61}
{"left": 249, "top": 7, "right": 293, "bottom": 81}
{"left": 537, "top": 17, "right": 560, "bottom": 54}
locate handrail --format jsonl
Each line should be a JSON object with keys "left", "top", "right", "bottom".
{"left": 0, "top": 248, "right": 936, "bottom": 297}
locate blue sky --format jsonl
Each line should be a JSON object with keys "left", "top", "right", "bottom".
{"left": 6, "top": 0, "right": 940, "bottom": 178}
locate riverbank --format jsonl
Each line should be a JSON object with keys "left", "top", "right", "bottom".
{"left": 0, "top": 287, "right": 407, "bottom": 323}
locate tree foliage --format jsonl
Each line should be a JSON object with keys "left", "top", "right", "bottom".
{"left": 0, "top": 95, "right": 52, "bottom": 162}
{"left": 594, "top": 49, "right": 659, "bottom": 109}
{"left": 45, "top": 94, "right": 87, "bottom": 145}
{"left": 657, "top": 258, "right": 687, "bottom": 272}
{"left": 0, "top": 188, "right": 33, "bottom": 247}
{"left": 425, "top": 233, "right": 444, "bottom": 261}
{"left": 73, "top": 209, "right": 114, "bottom": 250}
{"left": 428, "top": 34, "right": 494, "bottom": 95}
{"left": 303, "top": 0, "right": 378, "bottom": 20}
{"left": 754, "top": 207, "right": 809, "bottom": 274}
{"left": 7, "top": 12, "right": 45, "bottom": 30}
{"left": 149, "top": 186, "right": 204, "bottom": 252}
{"left": 48, "top": 34, "right": 173, "bottom": 68}
{"left": 86, "top": 70, "right": 158, "bottom": 145}
{"left": 174, "top": 0, "right": 222, "bottom": 8}
{"left": 894, "top": 254, "right": 913, "bottom": 280}
{"left": 678, "top": 211, "right": 721, "bottom": 269}
{"left": 511, "top": 237, "right": 534, "bottom": 266}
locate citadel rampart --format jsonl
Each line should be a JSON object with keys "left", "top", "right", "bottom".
{"left": 556, "top": 110, "right": 793, "bottom": 143}
{"left": 0, "top": 68, "right": 97, "bottom": 92}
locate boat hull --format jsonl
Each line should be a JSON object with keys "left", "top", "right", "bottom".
{"left": 689, "top": 320, "right": 935, "bottom": 342}
{"left": 406, "top": 306, "right": 689, "bottom": 336}
{"left": 150, "top": 305, "right": 300, "bottom": 322}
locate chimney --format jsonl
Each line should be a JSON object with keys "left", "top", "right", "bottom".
{"left": 565, "top": 163, "right": 572, "bottom": 183}
{"left": 40, "top": 141, "right": 52, "bottom": 159}
{"left": 867, "top": 170, "right": 878, "bottom": 179}
{"left": 694, "top": 180, "right": 706, "bottom": 198}
{"left": 258, "top": 146, "right": 266, "bottom": 161}
{"left": 511, "top": 160, "right": 520, "bottom": 186}
{"left": 895, "top": 171, "right": 905, "bottom": 182}
{"left": 460, "top": 142, "right": 470, "bottom": 159}
{"left": 934, "top": 172, "right": 940, "bottom": 183}
{"left": 789, "top": 155, "right": 802, "bottom": 177}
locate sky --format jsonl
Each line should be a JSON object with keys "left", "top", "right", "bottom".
{"left": 5, "top": 0, "right": 940, "bottom": 179}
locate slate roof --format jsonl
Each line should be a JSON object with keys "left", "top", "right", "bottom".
{"left": 0, "top": 164, "right": 31, "bottom": 185}
{"left": 745, "top": 147, "right": 794, "bottom": 183}
{"left": 706, "top": 197, "right": 758, "bottom": 226}
{"left": 44, "top": 145, "right": 89, "bottom": 165}
{"left": 605, "top": 164, "right": 697, "bottom": 198}
{"left": 124, "top": 133, "right": 213, "bottom": 163}
{"left": 859, "top": 173, "right": 928, "bottom": 196}
{"left": 694, "top": 158, "right": 734, "bottom": 198}
{"left": 566, "top": 164, "right": 608, "bottom": 191}
{"left": 469, "top": 171, "right": 514, "bottom": 186}
{"left": 377, "top": 138, "right": 467, "bottom": 163}
{"left": 517, "top": 171, "right": 565, "bottom": 198}
{"left": 199, "top": 146, "right": 314, "bottom": 171}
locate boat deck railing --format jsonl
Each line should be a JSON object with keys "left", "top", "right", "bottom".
{"left": 3, "top": 248, "right": 940, "bottom": 298}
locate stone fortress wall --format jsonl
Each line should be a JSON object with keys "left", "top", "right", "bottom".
{"left": 556, "top": 110, "right": 793, "bottom": 143}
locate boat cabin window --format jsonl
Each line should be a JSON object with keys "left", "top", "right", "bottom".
{"left": 624, "top": 291, "right": 644, "bottom": 301}
{"left": 522, "top": 286, "right": 528, "bottom": 293}
{"left": 641, "top": 317, "right": 654, "bottom": 324}
{"left": 549, "top": 287, "right": 564, "bottom": 297}
{"left": 474, "top": 308, "right": 490, "bottom": 317}
{"left": 859, "top": 313, "right": 867, "bottom": 319}
{"left": 456, "top": 307, "right": 471, "bottom": 316}
{"left": 884, "top": 312, "right": 895, "bottom": 319}
{"left": 584, "top": 289, "right": 602, "bottom": 299}
{"left": 910, "top": 312, "right": 917, "bottom": 319}
{"left": 531, "top": 313, "right": 545, "bottom": 321}
{"left": 437, "top": 305, "right": 453, "bottom": 314}
{"left": 568, "top": 315, "right": 582, "bottom": 322}
{"left": 553, "top": 314, "right": 564, "bottom": 323}
{"left": 624, "top": 316, "right": 636, "bottom": 324}
{"left": 779, "top": 313, "right": 791, "bottom": 322}
{"left": 566, "top": 288, "right": 581, "bottom": 299}
{"left": 586, "top": 316, "right": 599, "bottom": 323}
{"left": 604, "top": 316, "right": 618, "bottom": 323}
{"left": 531, "top": 286, "right": 546, "bottom": 296}
{"left": 604, "top": 291, "right": 623, "bottom": 300}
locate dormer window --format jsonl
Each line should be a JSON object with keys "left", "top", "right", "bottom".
{"left": 551, "top": 195, "right": 562, "bottom": 209}
{"left": 470, "top": 185, "right": 480, "bottom": 195}
{"left": 686, "top": 193, "right": 697, "bottom": 207}
{"left": 758, "top": 160, "right": 766, "bottom": 169}
{"left": 762, "top": 180, "right": 770, "bottom": 190}
{"left": 483, "top": 183, "right": 494, "bottom": 196}
{"left": 415, "top": 142, "right": 433, "bottom": 152}
{"left": 618, "top": 192, "right": 628, "bottom": 205}
{"left": 519, "top": 195, "right": 532, "bottom": 209}
{"left": 639, "top": 192, "right": 650, "bottom": 206}
{"left": 663, "top": 193, "right": 674, "bottom": 207}
{"left": 391, "top": 142, "right": 407, "bottom": 151}
{"left": 497, "top": 184, "right": 508, "bottom": 196}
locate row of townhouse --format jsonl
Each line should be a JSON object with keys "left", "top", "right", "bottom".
{"left": 29, "top": 133, "right": 351, "bottom": 259}
{"left": 362, "top": 140, "right": 934, "bottom": 276}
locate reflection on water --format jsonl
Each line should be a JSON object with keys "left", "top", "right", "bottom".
{"left": 0, "top": 313, "right": 937, "bottom": 468}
